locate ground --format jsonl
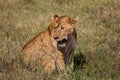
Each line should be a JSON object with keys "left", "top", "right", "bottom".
{"left": 0, "top": 0, "right": 120, "bottom": 80}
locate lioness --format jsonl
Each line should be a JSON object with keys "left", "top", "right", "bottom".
{"left": 21, "top": 15, "right": 78, "bottom": 73}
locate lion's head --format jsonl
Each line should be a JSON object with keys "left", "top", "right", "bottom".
{"left": 49, "top": 15, "right": 78, "bottom": 47}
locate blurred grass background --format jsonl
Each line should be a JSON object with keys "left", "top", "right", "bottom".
{"left": 0, "top": 0, "right": 120, "bottom": 80}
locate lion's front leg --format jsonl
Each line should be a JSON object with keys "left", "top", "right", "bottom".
{"left": 55, "top": 52, "right": 65, "bottom": 72}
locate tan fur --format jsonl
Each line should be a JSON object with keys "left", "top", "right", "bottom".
{"left": 21, "top": 15, "right": 78, "bottom": 73}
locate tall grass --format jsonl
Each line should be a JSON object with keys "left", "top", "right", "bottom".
{"left": 0, "top": 0, "right": 120, "bottom": 79}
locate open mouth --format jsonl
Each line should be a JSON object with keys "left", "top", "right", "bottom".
{"left": 57, "top": 36, "right": 68, "bottom": 47}
{"left": 54, "top": 34, "right": 70, "bottom": 47}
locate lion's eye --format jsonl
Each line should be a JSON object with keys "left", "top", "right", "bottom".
{"left": 54, "top": 27, "right": 57, "bottom": 29}
{"left": 61, "top": 27, "right": 64, "bottom": 29}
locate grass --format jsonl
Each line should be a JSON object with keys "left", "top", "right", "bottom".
{"left": 0, "top": 0, "right": 120, "bottom": 80}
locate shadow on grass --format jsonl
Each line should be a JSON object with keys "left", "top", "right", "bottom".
{"left": 74, "top": 51, "right": 86, "bottom": 70}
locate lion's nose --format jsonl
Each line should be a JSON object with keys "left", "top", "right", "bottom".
{"left": 54, "top": 37, "right": 59, "bottom": 40}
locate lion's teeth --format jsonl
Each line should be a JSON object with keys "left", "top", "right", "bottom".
{"left": 58, "top": 44, "right": 61, "bottom": 47}
{"left": 65, "top": 36, "right": 67, "bottom": 40}
{"left": 58, "top": 43, "right": 66, "bottom": 47}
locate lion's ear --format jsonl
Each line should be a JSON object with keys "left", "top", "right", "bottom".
{"left": 51, "top": 15, "right": 59, "bottom": 22}
{"left": 71, "top": 17, "right": 78, "bottom": 24}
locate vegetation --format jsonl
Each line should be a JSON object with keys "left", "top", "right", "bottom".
{"left": 0, "top": 0, "right": 120, "bottom": 80}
